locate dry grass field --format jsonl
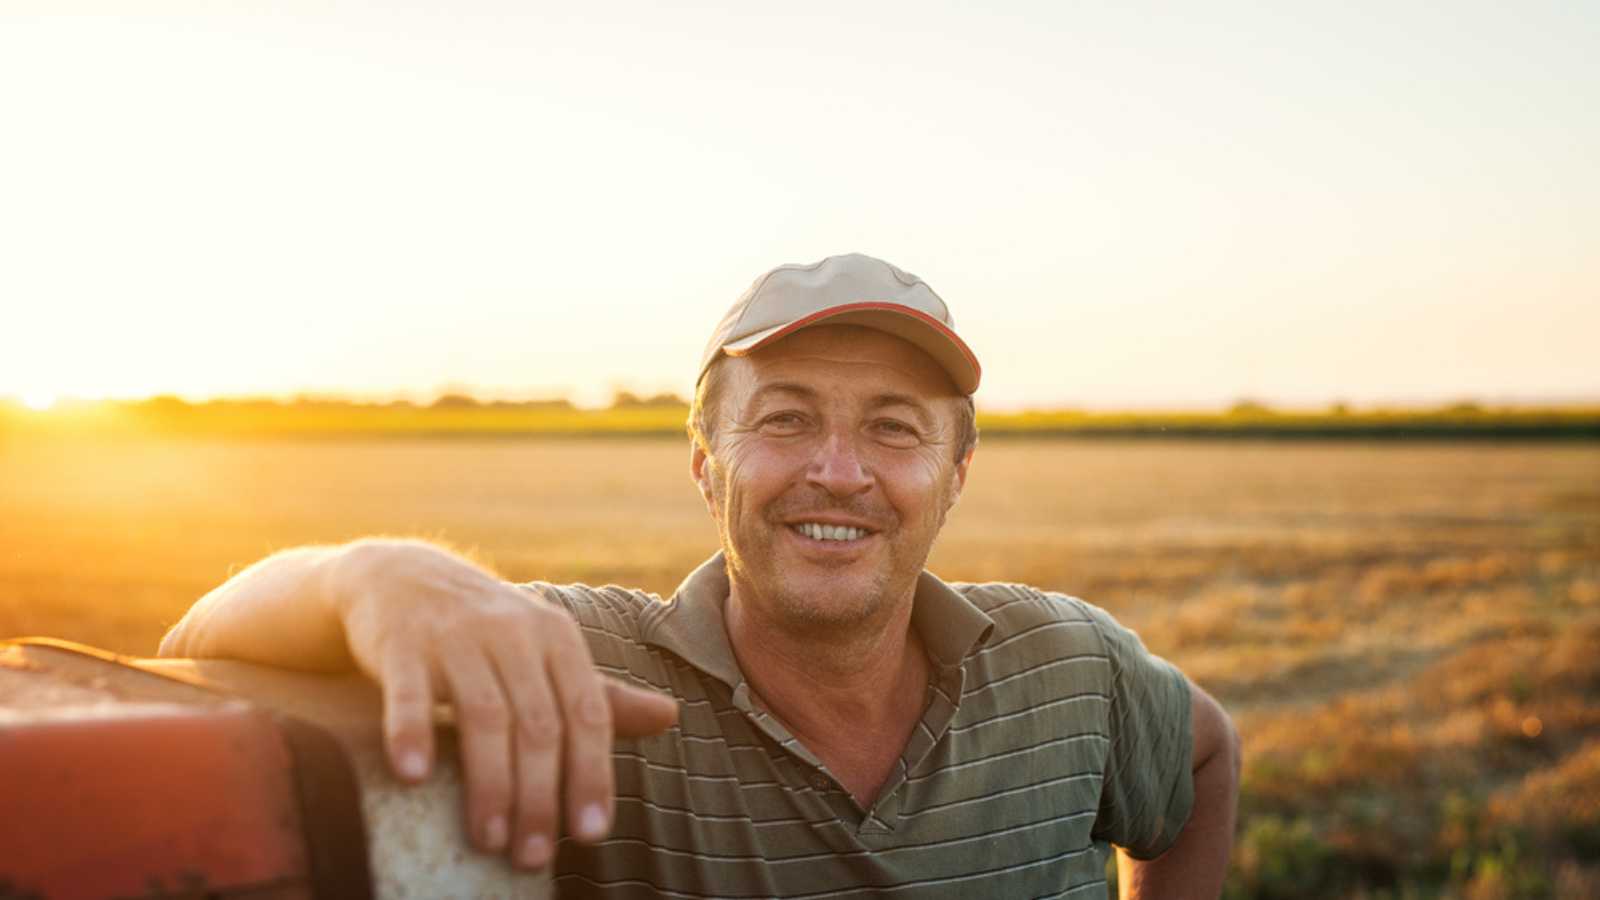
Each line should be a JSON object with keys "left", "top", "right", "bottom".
{"left": 2, "top": 435, "right": 1596, "bottom": 898}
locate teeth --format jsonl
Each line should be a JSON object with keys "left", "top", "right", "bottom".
{"left": 796, "top": 523, "right": 866, "bottom": 542}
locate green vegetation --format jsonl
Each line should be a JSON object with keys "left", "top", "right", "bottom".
{"left": 980, "top": 404, "right": 1600, "bottom": 440}
{"left": 0, "top": 394, "right": 691, "bottom": 438}
{"left": 3, "top": 395, "right": 1597, "bottom": 440}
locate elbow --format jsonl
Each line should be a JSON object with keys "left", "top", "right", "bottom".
{"left": 1222, "top": 712, "right": 1243, "bottom": 788}
{"left": 1209, "top": 707, "right": 1243, "bottom": 817}
{"left": 1210, "top": 698, "right": 1242, "bottom": 787}
{"left": 1192, "top": 683, "right": 1243, "bottom": 791}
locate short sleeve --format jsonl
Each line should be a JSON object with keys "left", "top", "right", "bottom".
{"left": 518, "top": 581, "right": 672, "bottom": 692}
{"left": 1077, "top": 600, "right": 1195, "bottom": 859}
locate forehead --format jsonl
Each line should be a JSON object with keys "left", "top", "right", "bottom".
{"left": 736, "top": 324, "right": 959, "bottom": 400}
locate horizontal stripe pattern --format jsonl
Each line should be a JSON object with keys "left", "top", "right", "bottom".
{"left": 528, "top": 571, "right": 1193, "bottom": 898}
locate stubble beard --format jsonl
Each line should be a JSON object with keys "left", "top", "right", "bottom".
{"left": 766, "top": 552, "right": 894, "bottom": 634}
{"left": 719, "top": 502, "right": 908, "bottom": 639}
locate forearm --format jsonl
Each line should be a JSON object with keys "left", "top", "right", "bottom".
{"left": 159, "top": 544, "right": 352, "bottom": 670}
{"left": 1118, "top": 686, "right": 1241, "bottom": 899}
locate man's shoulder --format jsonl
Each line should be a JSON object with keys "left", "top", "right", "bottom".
{"left": 517, "top": 581, "right": 683, "bottom": 691}
{"left": 943, "top": 579, "right": 1145, "bottom": 664}
{"left": 517, "top": 581, "right": 662, "bottom": 640}
{"left": 948, "top": 580, "right": 1105, "bottom": 629}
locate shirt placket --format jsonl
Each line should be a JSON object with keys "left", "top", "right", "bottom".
{"left": 859, "top": 660, "right": 968, "bottom": 837}
{"left": 727, "top": 681, "right": 859, "bottom": 815}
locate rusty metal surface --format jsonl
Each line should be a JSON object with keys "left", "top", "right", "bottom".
{"left": 0, "top": 640, "right": 549, "bottom": 900}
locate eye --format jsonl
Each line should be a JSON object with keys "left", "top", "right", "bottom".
{"left": 759, "top": 411, "right": 808, "bottom": 434}
{"left": 872, "top": 419, "right": 921, "bottom": 446}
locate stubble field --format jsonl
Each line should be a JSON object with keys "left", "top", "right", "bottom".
{"left": 1, "top": 436, "right": 1596, "bottom": 898}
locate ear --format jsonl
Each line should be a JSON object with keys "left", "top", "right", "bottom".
{"left": 690, "top": 443, "right": 715, "bottom": 510}
{"left": 948, "top": 447, "right": 974, "bottom": 507}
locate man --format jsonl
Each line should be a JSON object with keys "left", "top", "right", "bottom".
{"left": 162, "top": 253, "right": 1240, "bottom": 898}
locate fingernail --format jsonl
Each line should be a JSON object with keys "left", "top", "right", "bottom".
{"left": 578, "top": 803, "right": 609, "bottom": 840}
{"left": 519, "top": 833, "right": 552, "bottom": 868}
{"left": 485, "top": 815, "right": 508, "bottom": 851}
{"left": 397, "top": 750, "right": 426, "bottom": 780}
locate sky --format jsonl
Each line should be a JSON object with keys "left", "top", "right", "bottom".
{"left": 2, "top": 1, "right": 1596, "bottom": 410}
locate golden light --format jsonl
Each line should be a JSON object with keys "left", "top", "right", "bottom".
{"left": 21, "top": 392, "right": 57, "bottom": 412}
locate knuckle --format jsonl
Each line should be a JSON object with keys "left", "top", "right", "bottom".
{"left": 515, "top": 707, "right": 562, "bottom": 748}
{"left": 566, "top": 752, "right": 611, "bottom": 792}
{"left": 464, "top": 767, "right": 512, "bottom": 811}
{"left": 388, "top": 683, "right": 431, "bottom": 708}
{"left": 470, "top": 784, "right": 512, "bottom": 824}
{"left": 515, "top": 797, "right": 557, "bottom": 838}
{"left": 512, "top": 775, "right": 558, "bottom": 836}
{"left": 470, "top": 764, "right": 512, "bottom": 796}
{"left": 482, "top": 601, "right": 534, "bottom": 630}
{"left": 456, "top": 697, "right": 511, "bottom": 732}
{"left": 385, "top": 713, "right": 428, "bottom": 740}
{"left": 571, "top": 689, "right": 612, "bottom": 729}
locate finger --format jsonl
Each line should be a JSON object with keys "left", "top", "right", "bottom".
{"left": 380, "top": 646, "right": 436, "bottom": 784}
{"left": 439, "top": 645, "right": 515, "bottom": 854}
{"left": 605, "top": 678, "right": 680, "bottom": 737}
{"left": 488, "top": 631, "right": 564, "bottom": 870}
{"left": 546, "top": 625, "right": 615, "bottom": 845}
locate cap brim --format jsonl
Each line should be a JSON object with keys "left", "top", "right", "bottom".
{"left": 721, "top": 301, "right": 981, "bottom": 394}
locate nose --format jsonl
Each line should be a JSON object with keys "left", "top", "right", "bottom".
{"left": 806, "top": 430, "right": 874, "bottom": 498}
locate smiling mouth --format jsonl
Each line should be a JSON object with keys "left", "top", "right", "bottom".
{"left": 789, "top": 522, "right": 874, "bottom": 542}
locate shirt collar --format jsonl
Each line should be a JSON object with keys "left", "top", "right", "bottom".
{"left": 639, "top": 552, "right": 995, "bottom": 688}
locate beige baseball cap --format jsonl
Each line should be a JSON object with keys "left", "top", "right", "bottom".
{"left": 698, "top": 253, "right": 981, "bottom": 394}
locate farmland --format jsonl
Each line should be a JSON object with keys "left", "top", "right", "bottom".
{"left": 1, "top": 435, "right": 1596, "bottom": 898}
{"left": 4, "top": 395, "right": 1598, "bottom": 441}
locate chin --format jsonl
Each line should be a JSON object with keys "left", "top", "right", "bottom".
{"left": 724, "top": 533, "right": 913, "bottom": 634}
{"left": 765, "top": 568, "right": 893, "bottom": 632}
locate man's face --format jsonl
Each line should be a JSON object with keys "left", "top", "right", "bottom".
{"left": 691, "top": 325, "right": 971, "bottom": 634}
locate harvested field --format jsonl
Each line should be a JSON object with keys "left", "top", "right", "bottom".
{"left": 2, "top": 436, "right": 1596, "bottom": 897}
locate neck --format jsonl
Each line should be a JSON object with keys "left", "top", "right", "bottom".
{"left": 727, "top": 591, "right": 920, "bottom": 712}
{"left": 723, "top": 575, "right": 929, "bottom": 803}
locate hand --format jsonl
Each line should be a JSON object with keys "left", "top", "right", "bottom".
{"left": 329, "top": 539, "right": 678, "bottom": 869}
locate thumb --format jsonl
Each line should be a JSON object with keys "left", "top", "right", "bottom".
{"left": 603, "top": 677, "right": 679, "bottom": 737}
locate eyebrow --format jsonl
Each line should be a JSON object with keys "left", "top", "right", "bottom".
{"left": 868, "top": 392, "right": 938, "bottom": 429}
{"left": 749, "top": 382, "right": 818, "bottom": 404}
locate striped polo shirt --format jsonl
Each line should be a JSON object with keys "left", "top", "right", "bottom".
{"left": 529, "top": 553, "right": 1193, "bottom": 899}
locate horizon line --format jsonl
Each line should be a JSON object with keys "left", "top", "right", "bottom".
{"left": 6, "top": 390, "right": 1600, "bottom": 416}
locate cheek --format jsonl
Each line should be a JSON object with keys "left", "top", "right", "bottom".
{"left": 874, "top": 451, "right": 952, "bottom": 522}
{"left": 727, "top": 439, "right": 811, "bottom": 493}
{"left": 712, "top": 442, "right": 790, "bottom": 522}
{"left": 702, "top": 456, "right": 738, "bottom": 521}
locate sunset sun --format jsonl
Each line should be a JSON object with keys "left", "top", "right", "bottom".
{"left": 21, "top": 392, "right": 57, "bottom": 412}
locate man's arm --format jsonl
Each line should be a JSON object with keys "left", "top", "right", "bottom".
{"left": 1117, "top": 681, "right": 1241, "bottom": 899}
{"left": 161, "top": 537, "right": 677, "bottom": 869}
{"left": 160, "top": 544, "right": 357, "bottom": 668}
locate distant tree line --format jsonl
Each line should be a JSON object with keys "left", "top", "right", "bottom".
{"left": 120, "top": 391, "right": 690, "bottom": 412}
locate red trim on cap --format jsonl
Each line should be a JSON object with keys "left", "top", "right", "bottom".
{"left": 725, "top": 301, "right": 982, "bottom": 388}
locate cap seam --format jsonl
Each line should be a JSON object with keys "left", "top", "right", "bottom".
{"left": 729, "top": 258, "right": 831, "bottom": 339}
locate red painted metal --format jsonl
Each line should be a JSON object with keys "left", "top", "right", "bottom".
{"left": 0, "top": 702, "right": 315, "bottom": 899}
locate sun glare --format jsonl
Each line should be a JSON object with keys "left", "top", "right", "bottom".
{"left": 22, "top": 392, "right": 57, "bottom": 412}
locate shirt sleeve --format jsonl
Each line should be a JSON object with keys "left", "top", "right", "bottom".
{"left": 1076, "top": 599, "right": 1195, "bottom": 859}
{"left": 518, "top": 581, "right": 671, "bottom": 692}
